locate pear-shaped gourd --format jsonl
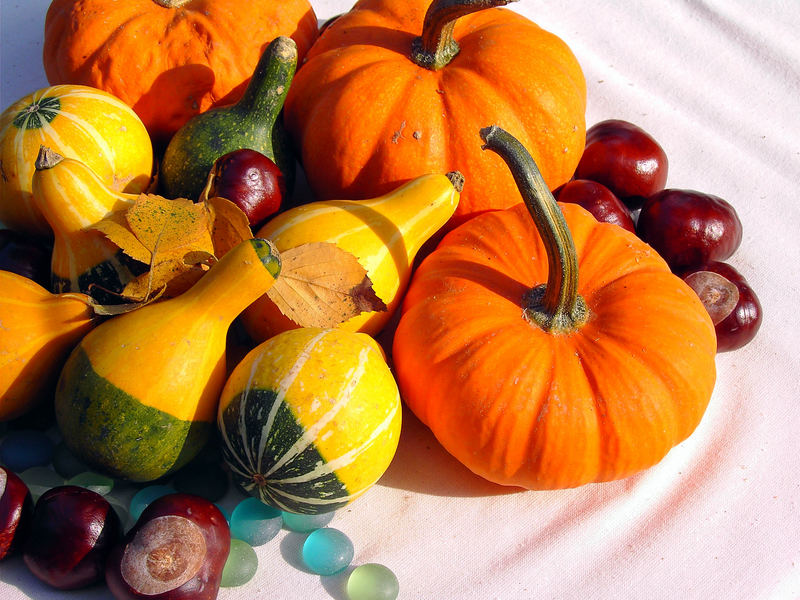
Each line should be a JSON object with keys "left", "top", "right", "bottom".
{"left": 241, "top": 171, "right": 462, "bottom": 342}
{"left": 31, "top": 147, "right": 145, "bottom": 304}
{"left": 160, "top": 36, "right": 298, "bottom": 201}
{"left": 0, "top": 271, "right": 97, "bottom": 421}
{"left": 55, "top": 238, "right": 282, "bottom": 482}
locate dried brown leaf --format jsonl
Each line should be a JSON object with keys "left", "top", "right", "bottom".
{"left": 267, "top": 242, "right": 387, "bottom": 328}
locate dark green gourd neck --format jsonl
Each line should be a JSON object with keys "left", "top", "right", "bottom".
{"left": 236, "top": 36, "right": 298, "bottom": 118}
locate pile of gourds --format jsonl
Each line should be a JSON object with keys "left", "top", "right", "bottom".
{"left": 1, "top": 0, "right": 717, "bottom": 507}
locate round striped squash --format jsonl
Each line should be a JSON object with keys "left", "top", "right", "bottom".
{"left": 217, "top": 327, "right": 402, "bottom": 514}
{"left": 0, "top": 84, "right": 153, "bottom": 236}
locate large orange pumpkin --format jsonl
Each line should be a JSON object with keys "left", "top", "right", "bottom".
{"left": 392, "top": 126, "right": 717, "bottom": 489}
{"left": 43, "top": 0, "right": 319, "bottom": 146}
{"left": 284, "top": 0, "right": 586, "bottom": 229}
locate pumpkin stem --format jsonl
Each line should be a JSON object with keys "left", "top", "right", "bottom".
{"left": 150, "top": 0, "right": 192, "bottom": 8}
{"left": 34, "top": 146, "right": 64, "bottom": 171}
{"left": 480, "top": 125, "right": 589, "bottom": 333}
{"left": 411, "top": 0, "right": 518, "bottom": 70}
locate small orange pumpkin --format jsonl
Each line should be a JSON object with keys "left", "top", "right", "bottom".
{"left": 285, "top": 0, "right": 586, "bottom": 229}
{"left": 43, "top": 0, "right": 319, "bottom": 146}
{"left": 392, "top": 126, "right": 717, "bottom": 490}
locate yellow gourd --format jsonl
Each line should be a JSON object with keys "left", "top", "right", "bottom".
{"left": 55, "top": 238, "right": 282, "bottom": 481}
{"left": 31, "top": 147, "right": 144, "bottom": 304}
{"left": 242, "top": 171, "right": 462, "bottom": 342}
{"left": 0, "top": 84, "right": 153, "bottom": 236}
{"left": 0, "top": 271, "right": 97, "bottom": 421}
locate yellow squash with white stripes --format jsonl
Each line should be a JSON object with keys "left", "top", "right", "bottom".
{"left": 242, "top": 171, "right": 462, "bottom": 342}
{"left": 0, "top": 84, "right": 153, "bottom": 236}
{"left": 31, "top": 148, "right": 144, "bottom": 304}
{"left": 217, "top": 327, "right": 402, "bottom": 514}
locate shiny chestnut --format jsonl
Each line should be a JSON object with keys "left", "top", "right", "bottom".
{"left": 680, "top": 261, "right": 762, "bottom": 352}
{"left": 636, "top": 189, "right": 743, "bottom": 270}
{"left": 555, "top": 179, "right": 636, "bottom": 233}
{"left": 206, "top": 148, "right": 286, "bottom": 229}
{"left": 0, "top": 466, "right": 33, "bottom": 560}
{"left": 23, "top": 485, "right": 122, "bottom": 590}
{"left": 575, "top": 119, "right": 668, "bottom": 207}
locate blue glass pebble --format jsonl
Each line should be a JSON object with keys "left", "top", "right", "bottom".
{"left": 281, "top": 510, "right": 335, "bottom": 533}
{"left": 129, "top": 484, "right": 173, "bottom": 521}
{"left": 302, "top": 527, "right": 354, "bottom": 576}
{"left": 230, "top": 497, "right": 282, "bottom": 546}
{"left": 0, "top": 430, "right": 54, "bottom": 471}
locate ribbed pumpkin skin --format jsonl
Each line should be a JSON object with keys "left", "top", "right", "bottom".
{"left": 0, "top": 271, "right": 96, "bottom": 421}
{"left": 242, "top": 173, "right": 460, "bottom": 342}
{"left": 284, "top": 0, "right": 586, "bottom": 229}
{"left": 43, "top": 0, "right": 319, "bottom": 145}
{"left": 55, "top": 239, "right": 282, "bottom": 481}
{"left": 0, "top": 85, "right": 153, "bottom": 236}
{"left": 392, "top": 203, "right": 717, "bottom": 489}
{"left": 218, "top": 328, "right": 402, "bottom": 514}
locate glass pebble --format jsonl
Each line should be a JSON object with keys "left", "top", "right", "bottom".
{"left": 230, "top": 497, "right": 282, "bottom": 546}
{"left": 172, "top": 459, "right": 229, "bottom": 501}
{"left": 220, "top": 539, "right": 258, "bottom": 587}
{"left": 129, "top": 484, "right": 173, "bottom": 522}
{"left": 0, "top": 430, "right": 54, "bottom": 472}
{"left": 347, "top": 563, "right": 400, "bottom": 600}
{"left": 302, "top": 527, "right": 354, "bottom": 576}
{"left": 106, "top": 495, "right": 134, "bottom": 532}
{"left": 281, "top": 510, "right": 335, "bottom": 533}
{"left": 52, "top": 441, "right": 91, "bottom": 478}
{"left": 67, "top": 471, "right": 114, "bottom": 495}
{"left": 19, "top": 466, "right": 63, "bottom": 501}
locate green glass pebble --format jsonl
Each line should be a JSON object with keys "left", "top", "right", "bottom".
{"left": 281, "top": 510, "right": 335, "bottom": 533}
{"left": 19, "top": 466, "right": 63, "bottom": 501}
{"left": 129, "top": 484, "right": 173, "bottom": 522}
{"left": 302, "top": 528, "right": 354, "bottom": 576}
{"left": 220, "top": 539, "right": 258, "bottom": 587}
{"left": 67, "top": 471, "right": 114, "bottom": 495}
{"left": 347, "top": 563, "right": 400, "bottom": 600}
{"left": 51, "top": 441, "right": 91, "bottom": 478}
{"left": 230, "top": 497, "right": 282, "bottom": 546}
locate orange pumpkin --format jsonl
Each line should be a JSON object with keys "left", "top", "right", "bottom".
{"left": 284, "top": 0, "right": 586, "bottom": 229}
{"left": 43, "top": 0, "right": 319, "bottom": 146}
{"left": 392, "top": 126, "right": 717, "bottom": 490}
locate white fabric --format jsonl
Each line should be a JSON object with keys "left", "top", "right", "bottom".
{"left": 1, "top": 1, "right": 799, "bottom": 599}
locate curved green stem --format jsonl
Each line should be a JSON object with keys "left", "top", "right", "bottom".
{"left": 411, "top": 0, "right": 518, "bottom": 70}
{"left": 480, "top": 125, "right": 588, "bottom": 333}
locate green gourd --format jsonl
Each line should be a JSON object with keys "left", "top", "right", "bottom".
{"left": 55, "top": 238, "right": 281, "bottom": 482}
{"left": 159, "top": 36, "right": 298, "bottom": 201}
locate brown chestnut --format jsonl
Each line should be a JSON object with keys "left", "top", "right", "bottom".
{"left": 206, "top": 148, "right": 286, "bottom": 229}
{"left": 22, "top": 485, "right": 122, "bottom": 589}
{"left": 105, "top": 493, "right": 231, "bottom": 600}
{"left": 555, "top": 179, "right": 636, "bottom": 233}
{"left": 0, "top": 466, "right": 33, "bottom": 560}
{"left": 680, "top": 261, "right": 762, "bottom": 352}
{"left": 636, "top": 189, "right": 743, "bottom": 270}
{"left": 575, "top": 119, "right": 669, "bottom": 207}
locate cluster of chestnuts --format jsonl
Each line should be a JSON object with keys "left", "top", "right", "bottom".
{"left": 555, "top": 119, "right": 762, "bottom": 352}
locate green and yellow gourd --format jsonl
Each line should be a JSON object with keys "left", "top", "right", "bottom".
{"left": 55, "top": 238, "right": 282, "bottom": 482}
{"left": 218, "top": 327, "right": 402, "bottom": 514}
{"left": 31, "top": 147, "right": 145, "bottom": 304}
{"left": 242, "top": 171, "right": 462, "bottom": 342}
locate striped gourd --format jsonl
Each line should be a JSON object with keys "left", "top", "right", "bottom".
{"left": 0, "top": 84, "right": 153, "bottom": 236}
{"left": 242, "top": 171, "right": 462, "bottom": 342}
{"left": 0, "top": 271, "right": 97, "bottom": 421}
{"left": 55, "top": 238, "right": 281, "bottom": 482}
{"left": 31, "top": 148, "right": 145, "bottom": 304}
{"left": 218, "top": 327, "right": 402, "bottom": 514}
